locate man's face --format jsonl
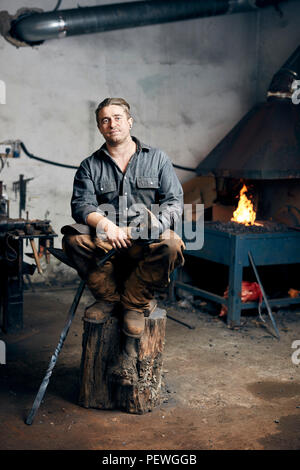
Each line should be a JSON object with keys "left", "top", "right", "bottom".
{"left": 97, "top": 105, "right": 133, "bottom": 145}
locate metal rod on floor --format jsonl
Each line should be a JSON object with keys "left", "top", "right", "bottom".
{"left": 25, "top": 248, "right": 116, "bottom": 425}
{"left": 167, "top": 314, "right": 195, "bottom": 329}
{"left": 248, "top": 251, "right": 280, "bottom": 340}
{"left": 25, "top": 278, "right": 86, "bottom": 425}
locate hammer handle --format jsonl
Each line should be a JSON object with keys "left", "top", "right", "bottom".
{"left": 30, "top": 238, "right": 43, "bottom": 274}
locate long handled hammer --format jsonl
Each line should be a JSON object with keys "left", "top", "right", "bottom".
{"left": 25, "top": 247, "right": 115, "bottom": 425}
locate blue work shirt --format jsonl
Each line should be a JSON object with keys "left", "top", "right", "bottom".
{"left": 71, "top": 137, "right": 183, "bottom": 234}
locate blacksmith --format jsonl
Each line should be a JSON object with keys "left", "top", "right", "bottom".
{"left": 62, "top": 97, "right": 185, "bottom": 350}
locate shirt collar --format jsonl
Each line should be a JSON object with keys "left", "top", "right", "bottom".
{"left": 99, "top": 136, "right": 150, "bottom": 157}
{"left": 132, "top": 136, "right": 151, "bottom": 152}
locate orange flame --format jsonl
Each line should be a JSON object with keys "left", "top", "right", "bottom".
{"left": 231, "top": 184, "right": 256, "bottom": 225}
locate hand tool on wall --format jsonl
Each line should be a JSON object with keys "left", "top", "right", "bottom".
{"left": 12, "top": 174, "right": 34, "bottom": 218}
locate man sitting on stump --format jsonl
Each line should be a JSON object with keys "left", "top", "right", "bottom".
{"left": 62, "top": 97, "right": 185, "bottom": 382}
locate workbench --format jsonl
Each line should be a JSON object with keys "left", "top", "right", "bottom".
{"left": 0, "top": 231, "right": 57, "bottom": 333}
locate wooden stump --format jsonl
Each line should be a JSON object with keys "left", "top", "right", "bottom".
{"left": 78, "top": 308, "right": 167, "bottom": 414}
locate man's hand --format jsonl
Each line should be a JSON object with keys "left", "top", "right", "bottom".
{"left": 86, "top": 211, "right": 132, "bottom": 250}
{"left": 103, "top": 219, "right": 132, "bottom": 250}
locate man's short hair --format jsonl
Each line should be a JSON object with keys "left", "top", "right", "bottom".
{"left": 95, "top": 97, "right": 131, "bottom": 125}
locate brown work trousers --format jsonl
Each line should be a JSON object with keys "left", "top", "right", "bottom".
{"left": 62, "top": 229, "right": 185, "bottom": 312}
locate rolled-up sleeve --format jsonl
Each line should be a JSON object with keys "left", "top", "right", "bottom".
{"left": 158, "top": 155, "right": 183, "bottom": 232}
{"left": 71, "top": 161, "right": 103, "bottom": 224}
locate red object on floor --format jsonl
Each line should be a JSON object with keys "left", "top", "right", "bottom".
{"left": 219, "top": 281, "right": 263, "bottom": 317}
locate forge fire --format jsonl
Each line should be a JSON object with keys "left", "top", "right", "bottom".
{"left": 231, "top": 184, "right": 260, "bottom": 226}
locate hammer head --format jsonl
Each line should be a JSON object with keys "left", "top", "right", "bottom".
{"left": 128, "top": 206, "right": 161, "bottom": 241}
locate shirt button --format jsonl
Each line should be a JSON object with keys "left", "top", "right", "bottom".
{"left": 151, "top": 181, "right": 153, "bottom": 185}
{"left": 124, "top": 192, "right": 127, "bottom": 195}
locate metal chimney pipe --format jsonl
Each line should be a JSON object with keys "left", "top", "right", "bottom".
{"left": 10, "top": 0, "right": 295, "bottom": 45}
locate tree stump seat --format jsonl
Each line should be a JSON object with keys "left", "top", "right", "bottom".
{"left": 78, "top": 307, "right": 167, "bottom": 414}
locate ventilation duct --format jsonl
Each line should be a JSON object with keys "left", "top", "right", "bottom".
{"left": 3, "top": 0, "right": 297, "bottom": 46}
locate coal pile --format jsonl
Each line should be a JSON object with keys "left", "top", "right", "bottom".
{"left": 205, "top": 221, "right": 291, "bottom": 234}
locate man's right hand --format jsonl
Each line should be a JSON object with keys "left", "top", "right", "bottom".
{"left": 102, "top": 219, "right": 132, "bottom": 250}
{"left": 86, "top": 211, "right": 131, "bottom": 250}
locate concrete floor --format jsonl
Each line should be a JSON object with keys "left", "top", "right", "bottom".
{"left": 1, "top": 285, "right": 300, "bottom": 450}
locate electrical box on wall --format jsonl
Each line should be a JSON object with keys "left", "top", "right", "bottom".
{"left": 0, "top": 140, "right": 21, "bottom": 159}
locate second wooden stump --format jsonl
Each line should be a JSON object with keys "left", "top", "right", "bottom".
{"left": 78, "top": 308, "right": 167, "bottom": 414}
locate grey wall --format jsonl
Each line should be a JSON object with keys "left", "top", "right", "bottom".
{"left": 0, "top": 0, "right": 299, "bottom": 281}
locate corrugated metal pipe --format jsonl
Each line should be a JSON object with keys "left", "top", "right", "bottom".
{"left": 7, "top": 0, "right": 296, "bottom": 46}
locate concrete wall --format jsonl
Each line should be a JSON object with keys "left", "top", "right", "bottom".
{"left": 0, "top": 0, "right": 299, "bottom": 281}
